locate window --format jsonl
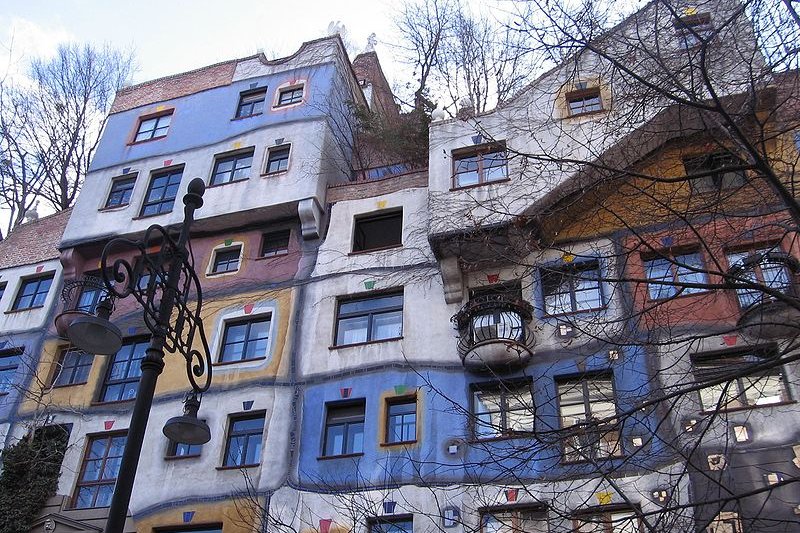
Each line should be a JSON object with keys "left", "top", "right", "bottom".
{"left": 365, "top": 163, "right": 411, "bottom": 180}
{"left": 76, "top": 273, "right": 107, "bottom": 314}
{"left": 166, "top": 438, "right": 202, "bottom": 458}
{"left": 573, "top": 510, "right": 641, "bottom": 533}
{"left": 541, "top": 261, "right": 602, "bottom": 315}
{"left": 683, "top": 152, "right": 747, "bottom": 192}
{"left": 323, "top": 401, "right": 365, "bottom": 456}
{"left": 566, "top": 88, "right": 603, "bottom": 116}
{"left": 453, "top": 145, "right": 508, "bottom": 188}
{"left": 223, "top": 414, "right": 264, "bottom": 467}
{"left": 727, "top": 248, "right": 792, "bottom": 309}
{"left": 473, "top": 381, "right": 534, "bottom": 439}
{"left": 558, "top": 375, "right": 621, "bottom": 461}
{"left": 277, "top": 86, "right": 304, "bottom": 106}
{"left": 265, "top": 145, "right": 290, "bottom": 174}
{"left": 134, "top": 112, "right": 171, "bottom": 142}
{"left": 100, "top": 339, "right": 148, "bottom": 402}
{"left": 481, "top": 508, "right": 548, "bottom": 533}
{"left": 105, "top": 176, "right": 136, "bottom": 208}
{"left": 54, "top": 348, "right": 93, "bottom": 387}
{"left": 261, "top": 230, "right": 290, "bottom": 257}
{"left": 0, "top": 282, "right": 5, "bottom": 302}
{"left": 0, "top": 349, "right": 22, "bottom": 395}
{"left": 369, "top": 517, "right": 413, "bottom": 533}
{"left": 73, "top": 433, "right": 127, "bottom": 508}
{"left": 335, "top": 292, "right": 403, "bottom": 346}
{"left": 12, "top": 274, "right": 54, "bottom": 310}
{"left": 236, "top": 88, "right": 266, "bottom": 118}
{"left": 211, "top": 150, "right": 253, "bottom": 186}
{"left": 385, "top": 397, "right": 417, "bottom": 444}
{"left": 694, "top": 352, "right": 789, "bottom": 411}
{"left": 211, "top": 247, "right": 241, "bottom": 274}
{"left": 675, "top": 12, "right": 714, "bottom": 50}
{"left": 467, "top": 283, "right": 527, "bottom": 344}
{"left": 353, "top": 210, "right": 403, "bottom": 252}
{"left": 219, "top": 316, "right": 271, "bottom": 363}
{"left": 644, "top": 251, "right": 707, "bottom": 300}
{"left": 141, "top": 168, "right": 183, "bottom": 217}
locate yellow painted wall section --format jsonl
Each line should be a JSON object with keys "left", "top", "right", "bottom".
{"left": 134, "top": 499, "right": 261, "bottom": 533}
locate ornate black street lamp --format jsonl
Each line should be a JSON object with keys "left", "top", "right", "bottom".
{"left": 62, "top": 178, "right": 213, "bottom": 533}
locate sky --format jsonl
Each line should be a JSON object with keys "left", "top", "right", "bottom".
{"left": 0, "top": 0, "right": 404, "bottom": 88}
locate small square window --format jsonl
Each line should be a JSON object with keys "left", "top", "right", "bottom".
{"left": 134, "top": 112, "right": 172, "bottom": 142}
{"left": 224, "top": 413, "right": 264, "bottom": 467}
{"left": 265, "top": 145, "right": 290, "bottom": 174}
{"left": 335, "top": 291, "right": 403, "bottom": 346}
{"left": 369, "top": 517, "right": 413, "bottom": 533}
{"left": 683, "top": 152, "right": 747, "bottom": 192}
{"left": 277, "top": 86, "right": 304, "bottom": 106}
{"left": 236, "top": 88, "right": 267, "bottom": 118}
{"left": 12, "top": 274, "right": 54, "bottom": 310}
{"left": 141, "top": 168, "right": 183, "bottom": 217}
{"left": 473, "top": 380, "right": 534, "bottom": 439}
{"left": 73, "top": 433, "right": 127, "bottom": 508}
{"left": 675, "top": 12, "right": 714, "bottom": 49}
{"left": 211, "top": 150, "right": 254, "bottom": 186}
{"left": 452, "top": 144, "right": 508, "bottom": 188}
{"left": 644, "top": 251, "right": 707, "bottom": 300}
{"left": 219, "top": 316, "right": 271, "bottom": 363}
{"left": 166, "top": 437, "right": 203, "bottom": 458}
{"left": 261, "top": 230, "right": 290, "bottom": 257}
{"left": 566, "top": 88, "right": 603, "bottom": 116}
{"left": 541, "top": 261, "right": 603, "bottom": 315}
{"left": 211, "top": 247, "right": 241, "bottom": 274}
{"left": 105, "top": 175, "right": 136, "bottom": 208}
{"left": 323, "top": 401, "right": 365, "bottom": 457}
{"left": 385, "top": 397, "right": 417, "bottom": 444}
{"left": 0, "top": 348, "right": 22, "bottom": 395}
{"left": 53, "top": 348, "right": 93, "bottom": 387}
{"left": 100, "top": 339, "right": 148, "bottom": 403}
{"left": 353, "top": 210, "right": 403, "bottom": 252}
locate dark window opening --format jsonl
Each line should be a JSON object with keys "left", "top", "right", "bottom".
{"left": 105, "top": 176, "right": 136, "bottom": 208}
{"left": 141, "top": 168, "right": 183, "bottom": 217}
{"left": 323, "top": 401, "right": 365, "bottom": 456}
{"left": 236, "top": 88, "right": 267, "bottom": 118}
{"left": 12, "top": 274, "right": 54, "bottom": 310}
{"left": 212, "top": 247, "right": 241, "bottom": 274}
{"left": 683, "top": 152, "right": 747, "bottom": 192}
{"left": 134, "top": 113, "right": 171, "bottom": 142}
{"left": 261, "top": 230, "right": 291, "bottom": 257}
{"left": 353, "top": 210, "right": 402, "bottom": 252}
{"left": 277, "top": 86, "right": 304, "bottom": 106}
{"left": 265, "top": 146, "right": 290, "bottom": 174}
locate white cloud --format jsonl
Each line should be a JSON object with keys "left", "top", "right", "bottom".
{"left": 0, "top": 16, "right": 74, "bottom": 82}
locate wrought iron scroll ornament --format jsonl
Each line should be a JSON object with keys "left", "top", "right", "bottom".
{"left": 100, "top": 223, "right": 213, "bottom": 393}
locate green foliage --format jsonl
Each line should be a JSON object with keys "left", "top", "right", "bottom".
{"left": 354, "top": 105, "right": 430, "bottom": 168}
{"left": 0, "top": 425, "right": 69, "bottom": 533}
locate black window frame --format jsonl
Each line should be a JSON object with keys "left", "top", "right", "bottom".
{"left": 368, "top": 516, "right": 414, "bottom": 533}
{"left": 643, "top": 249, "right": 708, "bottom": 300}
{"left": 140, "top": 167, "right": 183, "bottom": 217}
{"left": 452, "top": 143, "right": 508, "bottom": 189}
{"left": 105, "top": 175, "right": 137, "bottom": 208}
{"left": 265, "top": 145, "right": 291, "bottom": 174}
{"left": 334, "top": 291, "right": 404, "bottom": 347}
{"left": 53, "top": 347, "right": 93, "bottom": 387}
{"left": 260, "top": 229, "right": 291, "bottom": 258}
{"left": 471, "top": 379, "right": 535, "bottom": 440}
{"left": 322, "top": 400, "right": 366, "bottom": 457}
{"left": 133, "top": 112, "right": 172, "bottom": 143}
{"left": 211, "top": 246, "right": 242, "bottom": 274}
{"left": 385, "top": 395, "right": 417, "bottom": 445}
{"left": 683, "top": 151, "right": 747, "bottom": 193}
{"left": 72, "top": 432, "right": 127, "bottom": 509}
{"left": 218, "top": 315, "right": 272, "bottom": 363}
{"left": 236, "top": 88, "right": 267, "bottom": 118}
{"left": 352, "top": 210, "right": 403, "bottom": 253}
{"left": 210, "top": 149, "right": 254, "bottom": 186}
{"left": 276, "top": 86, "right": 304, "bottom": 106}
{"left": 12, "top": 273, "right": 54, "bottom": 310}
{"left": 541, "top": 260, "right": 603, "bottom": 315}
{"left": 0, "top": 348, "right": 23, "bottom": 395}
{"left": 556, "top": 374, "right": 622, "bottom": 462}
{"left": 223, "top": 412, "right": 265, "bottom": 467}
{"left": 99, "top": 338, "right": 148, "bottom": 403}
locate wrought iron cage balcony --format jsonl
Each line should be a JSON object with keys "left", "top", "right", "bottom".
{"left": 727, "top": 251, "right": 800, "bottom": 339}
{"left": 54, "top": 275, "right": 115, "bottom": 339}
{"left": 452, "top": 294, "right": 536, "bottom": 370}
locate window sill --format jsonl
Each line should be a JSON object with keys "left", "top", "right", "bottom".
{"left": 317, "top": 452, "right": 364, "bottom": 461}
{"left": 562, "top": 109, "right": 607, "bottom": 120}
{"left": 98, "top": 204, "right": 130, "bottom": 212}
{"left": 128, "top": 135, "right": 168, "bottom": 146}
{"left": 91, "top": 399, "right": 135, "bottom": 406}
{"left": 216, "top": 463, "right": 259, "bottom": 470}
{"left": 254, "top": 252, "right": 290, "bottom": 261}
{"left": 207, "top": 177, "right": 250, "bottom": 189}
{"left": 329, "top": 337, "right": 403, "bottom": 350}
{"left": 213, "top": 356, "right": 267, "bottom": 367}
{"left": 450, "top": 178, "right": 510, "bottom": 192}
{"left": 470, "top": 432, "right": 536, "bottom": 443}
{"left": 132, "top": 212, "right": 172, "bottom": 221}
{"left": 647, "top": 289, "right": 712, "bottom": 303}
{"left": 5, "top": 306, "right": 45, "bottom": 314}
{"left": 349, "top": 244, "right": 403, "bottom": 256}
{"left": 231, "top": 113, "right": 263, "bottom": 121}
{"left": 261, "top": 170, "right": 289, "bottom": 178}
{"left": 380, "top": 440, "right": 417, "bottom": 448}
{"left": 272, "top": 102, "right": 304, "bottom": 111}
{"left": 700, "top": 400, "right": 795, "bottom": 414}
{"left": 164, "top": 454, "right": 201, "bottom": 461}
{"left": 206, "top": 269, "right": 240, "bottom": 278}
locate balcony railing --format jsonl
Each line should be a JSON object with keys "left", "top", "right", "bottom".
{"left": 727, "top": 251, "right": 800, "bottom": 339}
{"left": 54, "top": 276, "right": 115, "bottom": 339}
{"left": 452, "top": 294, "right": 536, "bottom": 370}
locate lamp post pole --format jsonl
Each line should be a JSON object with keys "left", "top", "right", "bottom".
{"left": 69, "top": 178, "right": 213, "bottom": 533}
